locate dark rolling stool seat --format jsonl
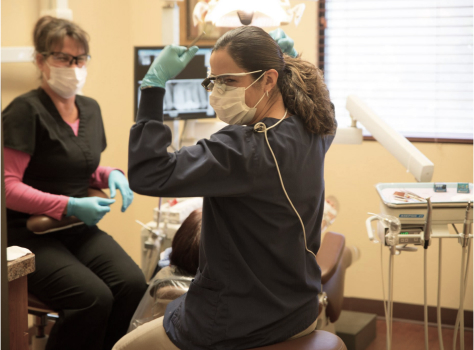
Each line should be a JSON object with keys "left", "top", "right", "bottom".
{"left": 28, "top": 293, "right": 58, "bottom": 350}
{"left": 248, "top": 330, "right": 347, "bottom": 350}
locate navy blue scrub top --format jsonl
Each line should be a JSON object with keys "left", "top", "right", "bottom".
{"left": 2, "top": 88, "right": 106, "bottom": 229}
{"left": 129, "top": 87, "right": 335, "bottom": 350}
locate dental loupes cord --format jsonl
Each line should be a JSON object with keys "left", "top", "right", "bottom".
{"left": 437, "top": 239, "right": 444, "bottom": 350}
{"left": 254, "top": 112, "right": 317, "bottom": 260}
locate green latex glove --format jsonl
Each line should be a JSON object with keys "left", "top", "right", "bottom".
{"left": 269, "top": 28, "right": 298, "bottom": 58}
{"left": 141, "top": 45, "right": 199, "bottom": 89}
{"left": 108, "top": 170, "right": 134, "bottom": 212}
{"left": 66, "top": 197, "right": 115, "bottom": 226}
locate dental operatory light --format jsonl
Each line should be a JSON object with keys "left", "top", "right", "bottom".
{"left": 192, "top": 0, "right": 306, "bottom": 27}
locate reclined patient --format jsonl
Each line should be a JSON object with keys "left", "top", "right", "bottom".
{"left": 129, "top": 209, "right": 202, "bottom": 332}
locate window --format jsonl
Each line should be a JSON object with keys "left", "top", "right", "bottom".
{"left": 320, "top": 0, "right": 473, "bottom": 142}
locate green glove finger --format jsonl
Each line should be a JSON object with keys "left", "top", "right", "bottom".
{"left": 173, "top": 45, "right": 188, "bottom": 56}
{"left": 269, "top": 28, "right": 287, "bottom": 41}
{"left": 97, "top": 198, "right": 116, "bottom": 206}
{"left": 109, "top": 182, "right": 116, "bottom": 198}
{"left": 279, "top": 38, "right": 294, "bottom": 52}
{"left": 179, "top": 46, "right": 199, "bottom": 65}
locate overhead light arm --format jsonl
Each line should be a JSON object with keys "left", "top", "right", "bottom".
{"left": 334, "top": 95, "right": 434, "bottom": 182}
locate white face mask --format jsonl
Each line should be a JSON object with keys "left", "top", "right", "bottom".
{"left": 209, "top": 72, "right": 267, "bottom": 125}
{"left": 45, "top": 64, "right": 88, "bottom": 99}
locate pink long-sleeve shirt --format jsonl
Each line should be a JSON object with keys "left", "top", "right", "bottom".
{"left": 4, "top": 119, "right": 118, "bottom": 220}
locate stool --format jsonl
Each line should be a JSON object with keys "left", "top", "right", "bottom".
{"left": 28, "top": 294, "right": 58, "bottom": 350}
{"left": 248, "top": 330, "right": 347, "bottom": 350}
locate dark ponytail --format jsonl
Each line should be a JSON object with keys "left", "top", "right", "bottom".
{"left": 279, "top": 54, "right": 335, "bottom": 135}
{"left": 213, "top": 26, "right": 336, "bottom": 135}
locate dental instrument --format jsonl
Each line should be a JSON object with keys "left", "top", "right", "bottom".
{"left": 453, "top": 202, "right": 471, "bottom": 350}
{"left": 137, "top": 198, "right": 167, "bottom": 282}
{"left": 185, "top": 31, "right": 206, "bottom": 51}
{"left": 423, "top": 198, "right": 432, "bottom": 350}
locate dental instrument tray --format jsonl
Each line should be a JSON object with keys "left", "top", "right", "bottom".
{"left": 376, "top": 182, "right": 473, "bottom": 209}
{"left": 376, "top": 183, "right": 473, "bottom": 228}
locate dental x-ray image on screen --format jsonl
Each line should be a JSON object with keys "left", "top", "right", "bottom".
{"left": 134, "top": 46, "right": 215, "bottom": 121}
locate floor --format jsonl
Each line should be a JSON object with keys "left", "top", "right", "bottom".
{"left": 29, "top": 318, "right": 473, "bottom": 350}
{"left": 366, "top": 319, "right": 473, "bottom": 350}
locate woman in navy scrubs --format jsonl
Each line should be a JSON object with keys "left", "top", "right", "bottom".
{"left": 115, "top": 26, "right": 336, "bottom": 350}
{"left": 3, "top": 16, "right": 147, "bottom": 350}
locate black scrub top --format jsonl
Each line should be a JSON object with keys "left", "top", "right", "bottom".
{"left": 129, "top": 87, "right": 335, "bottom": 350}
{"left": 2, "top": 88, "right": 106, "bottom": 229}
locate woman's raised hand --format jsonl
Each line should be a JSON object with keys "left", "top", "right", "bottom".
{"left": 141, "top": 45, "right": 199, "bottom": 89}
{"left": 269, "top": 29, "right": 298, "bottom": 58}
{"left": 108, "top": 170, "right": 134, "bottom": 212}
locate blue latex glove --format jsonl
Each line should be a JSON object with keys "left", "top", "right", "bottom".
{"left": 141, "top": 45, "right": 199, "bottom": 89}
{"left": 269, "top": 29, "right": 298, "bottom": 58}
{"left": 108, "top": 170, "right": 134, "bottom": 212}
{"left": 66, "top": 197, "right": 115, "bottom": 226}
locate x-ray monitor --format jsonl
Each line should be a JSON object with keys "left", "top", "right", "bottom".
{"left": 134, "top": 46, "right": 215, "bottom": 121}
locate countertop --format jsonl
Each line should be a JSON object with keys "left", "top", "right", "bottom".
{"left": 7, "top": 253, "right": 35, "bottom": 282}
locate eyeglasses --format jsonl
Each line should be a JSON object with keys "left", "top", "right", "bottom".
{"left": 201, "top": 70, "right": 263, "bottom": 92}
{"left": 42, "top": 52, "right": 91, "bottom": 67}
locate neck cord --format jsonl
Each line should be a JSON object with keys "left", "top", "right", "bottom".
{"left": 254, "top": 110, "right": 317, "bottom": 259}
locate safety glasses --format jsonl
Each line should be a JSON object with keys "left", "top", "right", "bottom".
{"left": 42, "top": 52, "right": 91, "bottom": 67}
{"left": 201, "top": 70, "right": 263, "bottom": 92}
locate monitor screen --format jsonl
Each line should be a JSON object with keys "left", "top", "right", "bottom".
{"left": 134, "top": 46, "right": 215, "bottom": 121}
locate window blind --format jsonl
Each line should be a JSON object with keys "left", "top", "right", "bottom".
{"left": 322, "top": 0, "right": 473, "bottom": 141}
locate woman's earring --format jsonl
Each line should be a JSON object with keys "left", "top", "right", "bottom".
{"left": 266, "top": 91, "right": 269, "bottom": 97}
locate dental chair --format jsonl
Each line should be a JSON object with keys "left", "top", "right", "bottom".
{"left": 315, "top": 231, "right": 354, "bottom": 333}
{"left": 26, "top": 188, "right": 107, "bottom": 350}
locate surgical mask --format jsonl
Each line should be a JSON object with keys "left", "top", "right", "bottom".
{"left": 209, "top": 72, "right": 267, "bottom": 125}
{"left": 45, "top": 64, "right": 87, "bottom": 99}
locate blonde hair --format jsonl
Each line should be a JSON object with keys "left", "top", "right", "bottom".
{"left": 33, "top": 16, "right": 90, "bottom": 55}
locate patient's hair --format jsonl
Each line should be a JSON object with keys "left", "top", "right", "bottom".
{"left": 33, "top": 16, "right": 90, "bottom": 55}
{"left": 170, "top": 209, "right": 202, "bottom": 276}
{"left": 213, "top": 26, "right": 335, "bottom": 136}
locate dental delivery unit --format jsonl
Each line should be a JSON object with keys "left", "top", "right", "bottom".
{"left": 367, "top": 182, "right": 473, "bottom": 350}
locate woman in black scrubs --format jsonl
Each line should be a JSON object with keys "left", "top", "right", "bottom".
{"left": 115, "top": 26, "right": 336, "bottom": 350}
{"left": 2, "top": 16, "right": 147, "bottom": 350}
